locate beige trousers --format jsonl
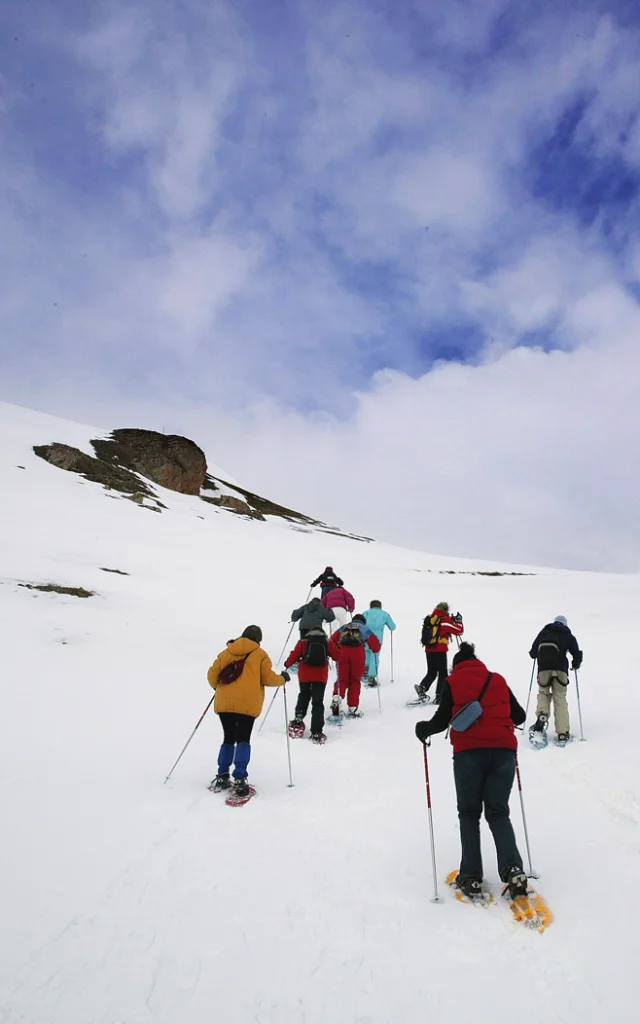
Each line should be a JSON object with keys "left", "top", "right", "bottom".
{"left": 536, "top": 670, "right": 570, "bottom": 734}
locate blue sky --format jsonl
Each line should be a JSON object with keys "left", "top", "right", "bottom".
{"left": 1, "top": 0, "right": 639, "bottom": 569}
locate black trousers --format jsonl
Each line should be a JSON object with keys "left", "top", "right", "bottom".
{"left": 219, "top": 712, "right": 255, "bottom": 745}
{"left": 295, "top": 681, "right": 327, "bottom": 734}
{"left": 420, "top": 651, "right": 449, "bottom": 697}
{"left": 453, "top": 747, "right": 523, "bottom": 882}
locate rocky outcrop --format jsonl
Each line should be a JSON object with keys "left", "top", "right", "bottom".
{"left": 33, "top": 443, "right": 154, "bottom": 501}
{"left": 202, "top": 494, "right": 266, "bottom": 520}
{"left": 92, "top": 429, "right": 206, "bottom": 496}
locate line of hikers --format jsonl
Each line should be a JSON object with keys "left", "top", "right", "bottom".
{"left": 205, "top": 570, "right": 584, "bottom": 899}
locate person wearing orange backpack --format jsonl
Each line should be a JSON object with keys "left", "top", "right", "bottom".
{"left": 414, "top": 601, "right": 464, "bottom": 704}
{"left": 207, "top": 625, "right": 289, "bottom": 799}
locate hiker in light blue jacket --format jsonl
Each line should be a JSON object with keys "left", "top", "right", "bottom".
{"left": 363, "top": 601, "right": 396, "bottom": 685}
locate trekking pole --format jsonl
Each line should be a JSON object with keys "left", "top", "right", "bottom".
{"left": 376, "top": 673, "right": 382, "bottom": 713}
{"left": 422, "top": 740, "right": 444, "bottom": 903}
{"left": 574, "top": 668, "right": 586, "bottom": 741}
{"left": 515, "top": 756, "right": 538, "bottom": 878}
{"left": 259, "top": 588, "right": 311, "bottom": 734}
{"left": 164, "top": 695, "right": 215, "bottom": 783}
{"left": 282, "top": 684, "right": 294, "bottom": 787}
{"left": 390, "top": 631, "right": 395, "bottom": 683}
{"left": 520, "top": 660, "right": 537, "bottom": 729}
{"left": 258, "top": 687, "right": 281, "bottom": 733}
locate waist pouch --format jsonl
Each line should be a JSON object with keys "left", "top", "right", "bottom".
{"left": 450, "top": 672, "right": 492, "bottom": 733}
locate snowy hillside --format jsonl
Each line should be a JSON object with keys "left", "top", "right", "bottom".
{"left": 1, "top": 400, "right": 639, "bottom": 1024}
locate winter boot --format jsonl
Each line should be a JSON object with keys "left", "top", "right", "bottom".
{"left": 556, "top": 732, "right": 570, "bottom": 746}
{"left": 209, "top": 773, "right": 231, "bottom": 792}
{"left": 367, "top": 676, "right": 378, "bottom": 687}
{"left": 531, "top": 712, "right": 548, "bottom": 733}
{"left": 288, "top": 717, "right": 305, "bottom": 738}
{"left": 310, "top": 732, "right": 327, "bottom": 745}
{"left": 414, "top": 683, "right": 428, "bottom": 698}
{"left": 233, "top": 777, "right": 251, "bottom": 799}
{"left": 503, "top": 865, "right": 528, "bottom": 900}
{"left": 347, "top": 707, "right": 363, "bottom": 718}
{"left": 456, "top": 876, "right": 483, "bottom": 899}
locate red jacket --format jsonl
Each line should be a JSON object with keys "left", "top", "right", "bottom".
{"left": 321, "top": 587, "right": 355, "bottom": 612}
{"left": 425, "top": 608, "right": 464, "bottom": 652}
{"left": 328, "top": 628, "right": 380, "bottom": 663}
{"left": 284, "top": 638, "right": 330, "bottom": 683}
{"left": 448, "top": 658, "right": 517, "bottom": 753}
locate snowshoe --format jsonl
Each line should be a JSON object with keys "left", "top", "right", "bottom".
{"left": 326, "top": 695, "right": 344, "bottom": 726}
{"left": 208, "top": 773, "right": 231, "bottom": 793}
{"left": 528, "top": 713, "right": 548, "bottom": 749}
{"left": 288, "top": 718, "right": 305, "bottom": 739}
{"left": 406, "top": 692, "right": 432, "bottom": 708}
{"left": 365, "top": 676, "right": 378, "bottom": 687}
{"left": 310, "top": 732, "right": 327, "bottom": 745}
{"left": 446, "top": 870, "right": 493, "bottom": 906}
{"left": 555, "top": 733, "right": 570, "bottom": 747}
{"left": 502, "top": 866, "right": 528, "bottom": 900}
{"left": 347, "top": 707, "right": 363, "bottom": 718}
{"left": 225, "top": 778, "right": 256, "bottom": 807}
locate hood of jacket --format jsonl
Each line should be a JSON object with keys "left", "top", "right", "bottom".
{"left": 306, "top": 597, "right": 323, "bottom": 611}
{"left": 226, "top": 637, "right": 261, "bottom": 658}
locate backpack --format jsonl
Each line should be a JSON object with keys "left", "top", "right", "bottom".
{"left": 339, "top": 622, "right": 364, "bottom": 647}
{"left": 535, "top": 628, "right": 564, "bottom": 670}
{"left": 303, "top": 633, "right": 328, "bottom": 667}
{"left": 421, "top": 614, "right": 439, "bottom": 647}
{"left": 218, "top": 651, "right": 253, "bottom": 685}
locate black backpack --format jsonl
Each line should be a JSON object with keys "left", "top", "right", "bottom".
{"left": 421, "top": 614, "right": 439, "bottom": 647}
{"left": 339, "top": 622, "right": 364, "bottom": 647}
{"left": 303, "top": 633, "right": 328, "bottom": 667}
{"left": 535, "top": 627, "right": 565, "bottom": 670}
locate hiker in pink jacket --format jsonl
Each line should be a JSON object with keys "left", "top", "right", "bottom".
{"left": 321, "top": 586, "right": 355, "bottom": 627}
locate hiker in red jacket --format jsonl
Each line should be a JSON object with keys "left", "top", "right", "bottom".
{"left": 284, "top": 626, "right": 331, "bottom": 744}
{"left": 328, "top": 616, "right": 380, "bottom": 717}
{"left": 415, "top": 642, "right": 527, "bottom": 901}
{"left": 414, "top": 601, "right": 464, "bottom": 704}
{"left": 321, "top": 586, "right": 356, "bottom": 627}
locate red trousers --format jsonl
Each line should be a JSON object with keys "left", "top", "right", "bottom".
{"left": 333, "top": 647, "right": 366, "bottom": 708}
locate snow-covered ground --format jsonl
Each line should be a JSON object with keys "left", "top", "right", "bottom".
{"left": 0, "top": 400, "right": 638, "bottom": 1024}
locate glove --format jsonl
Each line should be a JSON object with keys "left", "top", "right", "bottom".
{"left": 281, "top": 670, "right": 291, "bottom": 683}
{"left": 572, "top": 658, "right": 582, "bottom": 671}
{"left": 415, "top": 721, "right": 432, "bottom": 744}
{"left": 453, "top": 612, "right": 463, "bottom": 624}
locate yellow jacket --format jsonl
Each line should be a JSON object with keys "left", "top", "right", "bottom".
{"left": 207, "top": 638, "right": 284, "bottom": 718}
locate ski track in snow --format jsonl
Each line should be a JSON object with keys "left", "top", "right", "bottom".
{"left": 0, "top": 401, "right": 638, "bottom": 1023}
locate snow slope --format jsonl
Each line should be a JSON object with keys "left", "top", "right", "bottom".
{"left": 0, "top": 400, "right": 638, "bottom": 1024}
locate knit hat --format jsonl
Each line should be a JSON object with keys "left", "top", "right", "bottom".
{"left": 352, "top": 613, "right": 366, "bottom": 624}
{"left": 436, "top": 601, "right": 449, "bottom": 612}
{"left": 554, "top": 615, "right": 568, "bottom": 627}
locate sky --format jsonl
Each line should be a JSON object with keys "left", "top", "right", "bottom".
{"left": 1, "top": 0, "right": 639, "bottom": 571}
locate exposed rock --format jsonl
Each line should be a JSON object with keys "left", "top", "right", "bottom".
{"left": 202, "top": 494, "right": 265, "bottom": 520}
{"left": 92, "top": 429, "right": 206, "bottom": 495}
{"left": 19, "top": 582, "right": 95, "bottom": 598}
{"left": 33, "top": 443, "right": 155, "bottom": 501}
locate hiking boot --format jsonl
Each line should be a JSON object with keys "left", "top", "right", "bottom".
{"left": 557, "top": 732, "right": 570, "bottom": 745}
{"left": 414, "top": 683, "right": 428, "bottom": 698}
{"left": 503, "top": 866, "right": 528, "bottom": 900}
{"left": 456, "top": 876, "right": 483, "bottom": 898}
{"left": 531, "top": 713, "right": 548, "bottom": 733}
{"left": 330, "top": 695, "right": 342, "bottom": 716}
{"left": 233, "top": 777, "right": 251, "bottom": 798}
{"left": 210, "top": 773, "right": 231, "bottom": 792}
{"left": 347, "top": 707, "right": 363, "bottom": 717}
{"left": 367, "top": 676, "right": 378, "bottom": 687}
{"left": 310, "top": 732, "right": 327, "bottom": 745}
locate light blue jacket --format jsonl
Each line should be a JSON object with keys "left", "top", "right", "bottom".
{"left": 363, "top": 608, "right": 396, "bottom": 642}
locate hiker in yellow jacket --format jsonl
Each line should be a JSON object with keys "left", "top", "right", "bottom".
{"left": 207, "top": 625, "right": 288, "bottom": 798}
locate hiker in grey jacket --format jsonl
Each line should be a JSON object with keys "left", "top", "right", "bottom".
{"left": 291, "top": 597, "right": 336, "bottom": 637}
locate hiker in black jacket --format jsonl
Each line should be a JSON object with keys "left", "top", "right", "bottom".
{"left": 529, "top": 615, "right": 583, "bottom": 743}
{"left": 310, "top": 566, "right": 344, "bottom": 597}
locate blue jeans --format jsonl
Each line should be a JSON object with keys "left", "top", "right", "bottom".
{"left": 453, "top": 748, "right": 523, "bottom": 882}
